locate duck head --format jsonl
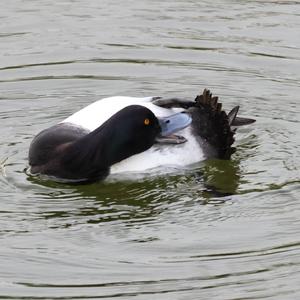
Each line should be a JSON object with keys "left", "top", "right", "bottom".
{"left": 112, "top": 105, "right": 192, "bottom": 150}
{"left": 92, "top": 105, "right": 192, "bottom": 164}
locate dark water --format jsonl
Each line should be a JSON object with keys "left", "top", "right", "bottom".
{"left": 1, "top": 1, "right": 300, "bottom": 299}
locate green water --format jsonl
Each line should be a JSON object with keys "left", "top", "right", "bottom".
{"left": 0, "top": 1, "right": 299, "bottom": 299}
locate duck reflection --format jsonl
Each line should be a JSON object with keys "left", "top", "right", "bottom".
{"left": 26, "top": 157, "right": 242, "bottom": 226}
{"left": 27, "top": 174, "right": 179, "bottom": 226}
{"left": 201, "top": 158, "right": 241, "bottom": 198}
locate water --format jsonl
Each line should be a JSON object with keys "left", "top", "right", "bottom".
{"left": 1, "top": 0, "right": 300, "bottom": 299}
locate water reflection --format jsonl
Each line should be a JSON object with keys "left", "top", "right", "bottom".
{"left": 25, "top": 156, "right": 244, "bottom": 229}
{"left": 202, "top": 158, "right": 241, "bottom": 197}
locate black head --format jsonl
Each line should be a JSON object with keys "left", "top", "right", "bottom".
{"left": 104, "top": 105, "right": 161, "bottom": 164}
{"left": 56, "top": 105, "right": 161, "bottom": 181}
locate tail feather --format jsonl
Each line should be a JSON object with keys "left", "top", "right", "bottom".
{"left": 228, "top": 106, "right": 255, "bottom": 127}
{"left": 231, "top": 116, "right": 256, "bottom": 126}
{"left": 190, "top": 89, "right": 255, "bottom": 159}
{"left": 228, "top": 106, "right": 239, "bottom": 126}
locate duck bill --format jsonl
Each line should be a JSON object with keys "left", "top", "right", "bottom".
{"left": 156, "top": 112, "right": 192, "bottom": 144}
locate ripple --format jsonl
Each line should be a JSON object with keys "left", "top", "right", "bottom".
{"left": 0, "top": 32, "right": 29, "bottom": 38}
{"left": 0, "top": 60, "right": 78, "bottom": 71}
{"left": 169, "top": 241, "right": 300, "bottom": 262}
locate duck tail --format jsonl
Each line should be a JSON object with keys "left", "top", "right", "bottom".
{"left": 190, "top": 89, "right": 255, "bottom": 159}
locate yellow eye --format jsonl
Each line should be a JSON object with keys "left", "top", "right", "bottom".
{"left": 144, "top": 118, "right": 150, "bottom": 125}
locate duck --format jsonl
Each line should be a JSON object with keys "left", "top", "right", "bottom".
{"left": 28, "top": 89, "right": 255, "bottom": 183}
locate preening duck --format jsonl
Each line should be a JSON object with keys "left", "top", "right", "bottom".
{"left": 28, "top": 89, "right": 255, "bottom": 183}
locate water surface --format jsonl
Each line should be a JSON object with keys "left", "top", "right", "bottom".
{"left": 0, "top": 0, "right": 300, "bottom": 299}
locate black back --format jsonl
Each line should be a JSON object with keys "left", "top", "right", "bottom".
{"left": 29, "top": 123, "right": 89, "bottom": 167}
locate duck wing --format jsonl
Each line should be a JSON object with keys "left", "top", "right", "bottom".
{"left": 151, "top": 97, "right": 195, "bottom": 109}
